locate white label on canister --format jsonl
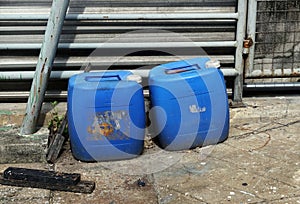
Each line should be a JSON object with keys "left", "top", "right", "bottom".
{"left": 189, "top": 105, "right": 206, "bottom": 113}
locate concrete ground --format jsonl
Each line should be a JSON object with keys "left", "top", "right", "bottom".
{"left": 0, "top": 96, "right": 299, "bottom": 204}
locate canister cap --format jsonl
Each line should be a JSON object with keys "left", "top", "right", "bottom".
{"left": 205, "top": 60, "right": 221, "bottom": 69}
{"left": 126, "top": 74, "right": 142, "bottom": 83}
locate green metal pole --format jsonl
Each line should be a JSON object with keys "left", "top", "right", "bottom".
{"left": 20, "top": 0, "right": 70, "bottom": 135}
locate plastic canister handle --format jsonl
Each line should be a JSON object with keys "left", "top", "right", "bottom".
{"left": 165, "top": 64, "right": 200, "bottom": 74}
{"left": 85, "top": 75, "right": 121, "bottom": 82}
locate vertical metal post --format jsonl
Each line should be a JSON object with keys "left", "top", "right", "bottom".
{"left": 233, "top": 0, "right": 247, "bottom": 102}
{"left": 20, "top": 0, "right": 70, "bottom": 135}
{"left": 245, "top": 0, "right": 258, "bottom": 77}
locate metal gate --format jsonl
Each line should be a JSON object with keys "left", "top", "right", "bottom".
{"left": 246, "top": 0, "right": 300, "bottom": 80}
{"left": 0, "top": 0, "right": 247, "bottom": 101}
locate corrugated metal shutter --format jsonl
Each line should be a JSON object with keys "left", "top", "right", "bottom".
{"left": 0, "top": 0, "right": 239, "bottom": 100}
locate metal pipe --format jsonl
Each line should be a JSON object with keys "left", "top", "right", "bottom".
{"left": 0, "top": 90, "right": 152, "bottom": 100}
{"left": 245, "top": 0, "right": 258, "bottom": 78}
{"left": 20, "top": 0, "right": 70, "bottom": 135}
{"left": 244, "top": 83, "right": 300, "bottom": 91}
{"left": 2, "top": 82, "right": 300, "bottom": 101}
{"left": 0, "top": 13, "right": 239, "bottom": 21}
{"left": 233, "top": 0, "right": 247, "bottom": 102}
{"left": 0, "top": 55, "right": 235, "bottom": 68}
{"left": 0, "top": 68, "right": 238, "bottom": 80}
{"left": 244, "top": 69, "right": 300, "bottom": 78}
{"left": 0, "top": 91, "right": 68, "bottom": 100}
{"left": 0, "top": 71, "right": 80, "bottom": 80}
{"left": 0, "top": 41, "right": 237, "bottom": 50}
{"left": 244, "top": 83, "right": 300, "bottom": 88}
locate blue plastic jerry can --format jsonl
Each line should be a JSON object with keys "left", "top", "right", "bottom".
{"left": 149, "top": 57, "right": 229, "bottom": 150}
{"left": 68, "top": 71, "right": 145, "bottom": 161}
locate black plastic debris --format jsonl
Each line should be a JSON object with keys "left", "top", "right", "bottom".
{"left": 4, "top": 167, "right": 80, "bottom": 185}
{"left": 0, "top": 167, "right": 95, "bottom": 194}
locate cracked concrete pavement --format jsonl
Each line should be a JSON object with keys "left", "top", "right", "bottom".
{"left": 0, "top": 96, "right": 299, "bottom": 203}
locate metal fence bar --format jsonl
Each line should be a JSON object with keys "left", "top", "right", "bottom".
{"left": 0, "top": 91, "right": 68, "bottom": 100}
{"left": 233, "top": 0, "right": 247, "bottom": 102}
{"left": 0, "top": 55, "right": 235, "bottom": 68}
{"left": 243, "top": 68, "right": 300, "bottom": 78}
{"left": 245, "top": 0, "right": 258, "bottom": 78}
{"left": 0, "top": 69, "right": 239, "bottom": 80}
{"left": 0, "top": 13, "right": 239, "bottom": 20}
{"left": 244, "top": 82, "right": 300, "bottom": 89}
{"left": 0, "top": 41, "right": 237, "bottom": 50}
{"left": 20, "top": 0, "right": 70, "bottom": 135}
